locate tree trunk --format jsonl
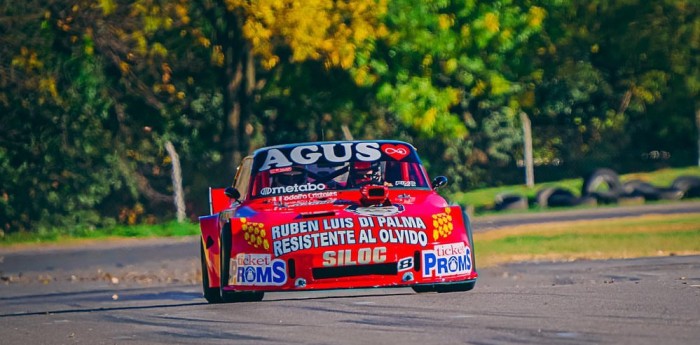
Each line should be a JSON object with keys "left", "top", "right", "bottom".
{"left": 164, "top": 140, "right": 186, "bottom": 222}
{"left": 520, "top": 112, "right": 535, "bottom": 188}
{"left": 220, "top": 10, "right": 255, "bottom": 177}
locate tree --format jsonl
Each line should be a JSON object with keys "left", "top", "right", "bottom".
{"left": 530, "top": 0, "right": 700, "bottom": 177}
{"left": 349, "top": 0, "right": 549, "bottom": 188}
{"left": 0, "top": 0, "right": 391, "bottom": 231}
{"left": 0, "top": 0, "right": 123, "bottom": 232}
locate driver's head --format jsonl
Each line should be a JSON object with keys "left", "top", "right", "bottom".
{"left": 353, "top": 162, "right": 380, "bottom": 186}
{"left": 275, "top": 170, "right": 305, "bottom": 186}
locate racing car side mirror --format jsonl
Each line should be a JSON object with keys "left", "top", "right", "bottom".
{"left": 224, "top": 187, "right": 241, "bottom": 201}
{"left": 432, "top": 176, "right": 448, "bottom": 189}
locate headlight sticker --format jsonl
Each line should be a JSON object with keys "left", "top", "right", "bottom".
{"left": 431, "top": 207, "right": 454, "bottom": 240}
{"left": 240, "top": 218, "right": 270, "bottom": 250}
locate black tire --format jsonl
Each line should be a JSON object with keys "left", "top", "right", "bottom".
{"left": 412, "top": 281, "right": 476, "bottom": 293}
{"left": 536, "top": 187, "right": 577, "bottom": 207}
{"left": 201, "top": 243, "right": 224, "bottom": 304}
{"left": 536, "top": 187, "right": 558, "bottom": 208}
{"left": 411, "top": 285, "right": 435, "bottom": 293}
{"left": 494, "top": 194, "right": 528, "bottom": 211}
{"left": 656, "top": 188, "right": 684, "bottom": 201}
{"left": 219, "top": 222, "right": 265, "bottom": 303}
{"left": 672, "top": 176, "right": 700, "bottom": 198}
{"left": 588, "top": 191, "right": 619, "bottom": 204}
{"left": 414, "top": 211, "right": 477, "bottom": 294}
{"left": 623, "top": 180, "right": 683, "bottom": 201}
{"left": 436, "top": 281, "right": 476, "bottom": 293}
{"left": 582, "top": 168, "right": 623, "bottom": 196}
{"left": 623, "top": 180, "right": 661, "bottom": 200}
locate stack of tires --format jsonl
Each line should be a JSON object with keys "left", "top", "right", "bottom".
{"left": 535, "top": 168, "right": 700, "bottom": 209}
{"left": 494, "top": 193, "right": 528, "bottom": 211}
{"left": 536, "top": 187, "right": 597, "bottom": 208}
{"left": 672, "top": 176, "right": 700, "bottom": 198}
{"left": 493, "top": 168, "right": 700, "bottom": 212}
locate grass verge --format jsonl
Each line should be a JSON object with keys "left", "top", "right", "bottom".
{"left": 473, "top": 213, "right": 700, "bottom": 267}
{"left": 0, "top": 220, "right": 199, "bottom": 246}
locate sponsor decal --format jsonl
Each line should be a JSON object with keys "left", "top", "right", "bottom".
{"left": 397, "top": 257, "right": 413, "bottom": 271}
{"left": 271, "top": 216, "right": 429, "bottom": 257}
{"left": 271, "top": 191, "right": 338, "bottom": 210}
{"left": 270, "top": 167, "right": 293, "bottom": 174}
{"left": 431, "top": 207, "right": 454, "bottom": 240}
{"left": 271, "top": 219, "right": 322, "bottom": 239}
{"left": 230, "top": 253, "right": 287, "bottom": 286}
{"left": 322, "top": 247, "right": 387, "bottom": 266}
{"left": 260, "top": 183, "right": 327, "bottom": 196}
{"left": 270, "top": 191, "right": 338, "bottom": 202}
{"left": 240, "top": 218, "right": 269, "bottom": 250}
{"left": 376, "top": 216, "right": 426, "bottom": 229}
{"left": 394, "top": 180, "right": 417, "bottom": 187}
{"left": 378, "top": 229, "right": 428, "bottom": 246}
{"left": 283, "top": 199, "right": 336, "bottom": 208}
{"left": 345, "top": 204, "right": 405, "bottom": 217}
{"left": 259, "top": 143, "right": 383, "bottom": 171}
{"left": 422, "top": 242, "right": 472, "bottom": 278}
{"left": 271, "top": 218, "right": 356, "bottom": 257}
{"left": 381, "top": 143, "right": 410, "bottom": 161}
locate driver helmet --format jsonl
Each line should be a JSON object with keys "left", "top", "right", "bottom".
{"left": 273, "top": 169, "right": 305, "bottom": 186}
{"left": 352, "top": 161, "right": 382, "bottom": 186}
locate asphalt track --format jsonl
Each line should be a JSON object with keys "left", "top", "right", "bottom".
{"left": 1, "top": 202, "right": 699, "bottom": 344}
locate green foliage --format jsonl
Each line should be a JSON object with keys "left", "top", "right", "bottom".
{"left": 1, "top": 0, "right": 699, "bottom": 236}
{"left": 0, "top": 2, "right": 122, "bottom": 233}
{"left": 347, "top": 0, "right": 553, "bottom": 191}
{"left": 475, "top": 213, "right": 700, "bottom": 266}
{"left": 529, "top": 0, "right": 700, "bottom": 173}
{"left": 1, "top": 220, "right": 199, "bottom": 245}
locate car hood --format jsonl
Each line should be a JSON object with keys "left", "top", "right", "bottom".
{"left": 236, "top": 189, "right": 448, "bottom": 219}
{"left": 231, "top": 189, "right": 455, "bottom": 256}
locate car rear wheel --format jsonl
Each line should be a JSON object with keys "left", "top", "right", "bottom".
{"left": 201, "top": 243, "right": 224, "bottom": 304}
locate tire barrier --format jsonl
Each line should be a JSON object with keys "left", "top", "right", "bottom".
{"left": 536, "top": 187, "right": 561, "bottom": 208}
{"left": 536, "top": 186, "right": 598, "bottom": 208}
{"left": 582, "top": 168, "right": 624, "bottom": 204}
{"left": 672, "top": 176, "right": 700, "bottom": 198}
{"left": 537, "top": 187, "right": 576, "bottom": 207}
{"left": 492, "top": 169, "right": 699, "bottom": 212}
{"left": 623, "top": 180, "right": 683, "bottom": 201}
{"left": 494, "top": 193, "right": 528, "bottom": 211}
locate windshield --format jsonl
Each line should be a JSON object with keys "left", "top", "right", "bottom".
{"left": 248, "top": 142, "right": 430, "bottom": 198}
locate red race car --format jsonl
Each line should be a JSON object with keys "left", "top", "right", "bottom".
{"left": 199, "top": 140, "right": 477, "bottom": 303}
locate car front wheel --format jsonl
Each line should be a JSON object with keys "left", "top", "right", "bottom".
{"left": 219, "top": 222, "right": 265, "bottom": 303}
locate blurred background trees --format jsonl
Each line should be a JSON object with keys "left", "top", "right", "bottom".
{"left": 1, "top": 0, "right": 698, "bottom": 234}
